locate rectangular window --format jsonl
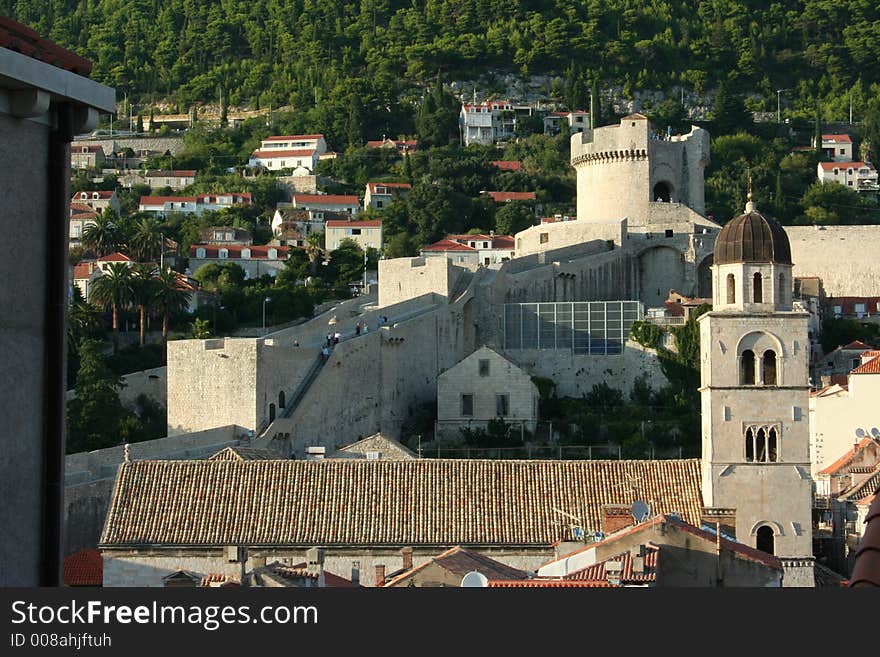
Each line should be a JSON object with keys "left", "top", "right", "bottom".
{"left": 539, "top": 233, "right": 549, "bottom": 244}
{"left": 479, "top": 359, "right": 490, "bottom": 377}
{"left": 664, "top": 229, "right": 673, "bottom": 238}
{"left": 496, "top": 394, "right": 510, "bottom": 417}
{"left": 461, "top": 394, "right": 474, "bottom": 417}
{"left": 840, "top": 148, "right": 845, "bottom": 155}
{"left": 352, "top": 228, "right": 362, "bottom": 235}
{"left": 376, "top": 201, "right": 383, "bottom": 208}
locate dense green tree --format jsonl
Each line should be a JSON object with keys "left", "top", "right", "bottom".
{"left": 82, "top": 209, "right": 122, "bottom": 257}
{"left": 130, "top": 264, "right": 158, "bottom": 347}
{"left": 494, "top": 201, "right": 535, "bottom": 235}
{"left": 127, "top": 216, "right": 163, "bottom": 263}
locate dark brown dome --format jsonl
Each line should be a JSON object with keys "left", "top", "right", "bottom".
{"left": 714, "top": 210, "right": 791, "bottom": 265}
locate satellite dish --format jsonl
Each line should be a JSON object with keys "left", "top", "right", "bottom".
{"left": 460, "top": 571, "right": 488, "bottom": 588}
{"left": 871, "top": 428, "right": 880, "bottom": 439}
{"left": 632, "top": 500, "right": 651, "bottom": 524}
{"left": 856, "top": 428, "right": 866, "bottom": 438}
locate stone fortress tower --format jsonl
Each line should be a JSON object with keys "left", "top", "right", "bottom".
{"left": 571, "top": 113, "right": 710, "bottom": 226}
{"left": 698, "top": 193, "right": 815, "bottom": 586}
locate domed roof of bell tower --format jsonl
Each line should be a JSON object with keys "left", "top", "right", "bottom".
{"left": 714, "top": 194, "right": 792, "bottom": 266}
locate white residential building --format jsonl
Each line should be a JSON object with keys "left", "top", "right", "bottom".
{"left": 138, "top": 193, "right": 252, "bottom": 216}
{"left": 188, "top": 244, "right": 290, "bottom": 279}
{"left": 291, "top": 194, "right": 360, "bottom": 216}
{"left": 249, "top": 134, "right": 327, "bottom": 172}
{"left": 421, "top": 234, "right": 515, "bottom": 269}
{"left": 543, "top": 110, "right": 590, "bottom": 136}
{"left": 364, "top": 182, "right": 410, "bottom": 210}
{"left": 817, "top": 161, "right": 879, "bottom": 193}
{"left": 143, "top": 170, "right": 196, "bottom": 190}
{"left": 460, "top": 100, "right": 523, "bottom": 146}
{"left": 815, "top": 134, "right": 854, "bottom": 162}
{"left": 69, "top": 190, "right": 120, "bottom": 214}
{"left": 325, "top": 219, "right": 382, "bottom": 251}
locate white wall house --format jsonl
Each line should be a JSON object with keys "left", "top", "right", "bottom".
{"left": 364, "top": 182, "right": 411, "bottom": 209}
{"left": 543, "top": 110, "right": 590, "bottom": 136}
{"left": 460, "top": 101, "right": 519, "bottom": 146}
{"left": 188, "top": 244, "right": 290, "bottom": 279}
{"left": 292, "top": 194, "right": 360, "bottom": 216}
{"left": 144, "top": 170, "right": 196, "bottom": 189}
{"left": 818, "top": 161, "right": 879, "bottom": 193}
{"left": 325, "top": 219, "right": 382, "bottom": 251}
{"left": 139, "top": 193, "right": 252, "bottom": 216}
{"left": 815, "top": 134, "right": 853, "bottom": 162}
{"left": 421, "top": 234, "right": 515, "bottom": 269}
{"left": 69, "top": 190, "right": 120, "bottom": 214}
{"left": 249, "top": 134, "right": 327, "bottom": 172}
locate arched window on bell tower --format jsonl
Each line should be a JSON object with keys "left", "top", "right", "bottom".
{"left": 745, "top": 427, "right": 754, "bottom": 462}
{"left": 753, "top": 272, "right": 763, "bottom": 303}
{"left": 726, "top": 274, "right": 735, "bottom": 304}
{"left": 763, "top": 350, "right": 777, "bottom": 386}
{"left": 740, "top": 350, "right": 755, "bottom": 385}
{"left": 778, "top": 273, "right": 786, "bottom": 306}
{"left": 756, "top": 526, "right": 775, "bottom": 555}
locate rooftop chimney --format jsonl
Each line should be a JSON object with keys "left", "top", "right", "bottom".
{"left": 820, "top": 374, "right": 832, "bottom": 388}
{"left": 351, "top": 561, "right": 360, "bottom": 587}
{"left": 400, "top": 547, "right": 413, "bottom": 571}
{"left": 375, "top": 564, "right": 386, "bottom": 587}
{"left": 601, "top": 504, "right": 634, "bottom": 535}
{"left": 605, "top": 560, "right": 623, "bottom": 586}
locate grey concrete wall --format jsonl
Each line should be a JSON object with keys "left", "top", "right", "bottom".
{"left": 68, "top": 366, "right": 167, "bottom": 412}
{"left": 74, "top": 136, "right": 186, "bottom": 156}
{"left": 0, "top": 112, "right": 49, "bottom": 585}
{"left": 378, "top": 257, "right": 463, "bottom": 307}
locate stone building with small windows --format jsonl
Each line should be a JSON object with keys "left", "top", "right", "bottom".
{"left": 436, "top": 346, "right": 539, "bottom": 441}
{"left": 698, "top": 196, "right": 815, "bottom": 587}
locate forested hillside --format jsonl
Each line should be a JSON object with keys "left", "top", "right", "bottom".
{"left": 3, "top": 0, "right": 879, "bottom": 140}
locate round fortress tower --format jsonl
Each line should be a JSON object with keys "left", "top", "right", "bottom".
{"left": 571, "top": 114, "right": 711, "bottom": 225}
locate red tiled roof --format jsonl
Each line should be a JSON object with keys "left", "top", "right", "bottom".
{"left": 251, "top": 149, "right": 316, "bottom": 159}
{"left": 196, "top": 193, "right": 252, "bottom": 204}
{"left": 489, "top": 579, "right": 616, "bottom": 587}
{"left": 823, "top": 297, "right": 880, "bottom": 315}
{"left": 276, "top": 563, "right": 359, "bottom": 588}
{"left": 0, "top": 16, "right": 92, "bottom": 75}
{"left": 491, "top": 160, "right": 523, "bottom": 171}
{"left": 263, "top": 134, "right": 324, "bottom": 142}
{"left": 71, "top": 191, "right": 116, "bottom": 201}
{"left": 819, "top": 437, "right": 879, "bottom": 476}
{"left": 366, "top": 182, "right": 411, "bottom": 193}
{"left": 293, "top": 194, "right": 359, "bottom": 205}
{"left": 823, "top": 134, "right": 852, "bottom": 143}
{"left": 851, "top": 356, "right": 880, "bottom": 375}
{"left": 63, "top": 549, "right": 102, "bottom": 586}
{"left": 189, "top": 245, "right": 289, "bottom": 259}
{"left": 819, "top": 161, "right": 873, "bottom": 171}
{"left": 140, "top": 196, "right": 196, "bottom": 205}
{"left": 365, "top": 139, "right": 418, "bottom": 149}
{"left": 842, "top": 341, "right": 873, "bottom": 351}
{"left": 145, "top": 170, "right": 196, "bottom": 177}
{"left": 422, "top": 239, "right": 476, "bottom": 252}
{"left": 485, "top": 191, "right": 536, "bottom": 202}
{"left": 97, "top": 252, "right": 131, "bottom": 262}
{"left": 325, "top": 220, "right": 381, "bottom": 228}
{"left": 72, "top": 262, "right": 95, "bottom": 279}
{"left": 849, "top": 491, "right": 880, "bottom": 587}
{"left": 492, "top": 235, "right": 515, "bottom": 249}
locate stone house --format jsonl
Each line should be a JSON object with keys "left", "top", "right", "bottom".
{"left": 364, "top": 181, "right": 410, "bottom": 210}
{"left": 292, "top": 193, "right": 360, "bottom": 216}
{"left": 815, "top": 134, "right": 854, "bottom": 162}
{"left": 144, "top": 169, "right": 196, "bottom": 189}
{"left": 98, "top": 457, "right": 705, "bottom": 587}
{"left": 324, "top": 219, "right": 382, "bottom": 252}
{"left": 70, "top": 144, "right": 104, "bottom": 169}
{"left": 188, "top": 244, "right": 290, "bottom": 279}
{"left": 382, "top": 546, "right": 528, "bottom": 587}
{"left": 70, "top": 189, "right": 120, "bottom": 214}
{"left": 436, "top": 346, "right": 539, "bottom": 440}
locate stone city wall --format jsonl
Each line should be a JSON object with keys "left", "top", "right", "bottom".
{"left": 785, "top": 225, "right": 880, "bottom": 296}
{"left": 378, "top": 256, "right": 464, "bottom": 307}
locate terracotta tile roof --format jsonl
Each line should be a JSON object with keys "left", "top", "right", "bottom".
{"left": 293, "top": 194, "right": 359, "bottom": 205}
{"left": 366, "top": 182, "right": 411, "bottom": 194}
{"left": 63, "top": 549, "right": 102, "bottom": 586}
{"left": 325, "top": 220, "right": 381, "bottom": 228}
{"left": 266, "top": 563, "right": 358, "bottom": 587}
{"left": 208, "top": 446, "right": 277, "bottom": 461}
{"left": 96, "top": 252, "right": 131, "bottom": 262}
{"left": 99, "top": 459, "right": 704, "bottom": 548}
{"left": 488, "top": 579, "right": 615, "bottom": 588}
{"left": 819, "top": 161, "right": 873, "bottom": 171}
{"left": 335, "top": 434, "right": 417, "bottom": 460}
{"left": 819, "top": 437, "right": 879, "bottom": 476}
{"left": 251, "top": 149, "right": 316, "bottom": 159}
{"left": 189, "top": 245, "right": 289, "bottom": 260}
{"left": 140, "top": 196, "right": 197, "bottom": 205}
{"left": 491, "top": 160, "right": 523, "bottom": 171}
{"left": 422, "top": 239, "right": 476, "bottom": 252}
{"left": 849, "top": 490, "right": 880, "bottom": 587}
{"left": 72, "top": 262, "right": 95, "bottom": 279}
{"left": 813, "top": 561, "right": 848, "bottom": 587}
{"left": 0, "top": 16, "right": 92, "bottom": 75}
{"left": 71, "top": 191, "right": 116, "bottom": 201}
{"left": 564, "top": 547, "right": 659, "bottom": 584}
{"left": 842, "top": 341, "right": 873, "bottom": 351}
{"left": 492, "top": 235, "right": 515, "bottom": 249}
{"left": 822, "top": 134, "right": 852, "bottom": 143}
{"left": 850, "top": 356, "right": 880, "bottom": 375}
{"left": 196, "top": 193, "right": 251, "bottom": 205}
{"left": 485, "top": 191, "right": 536, "bottom": 202}
{"left": 70, "top": 202, "right": 94, "bottom": 214}
{"left": 145, "top": 170, "right": 196, "bottom": 178}
{"left": 199, "top": 573, "right": 240, "bottom": 587}
{"left": 384, "top": 546, "right": 528, "bottom": 586}
{"left": 263, "top": 135, "right": 324, "bottom": 142}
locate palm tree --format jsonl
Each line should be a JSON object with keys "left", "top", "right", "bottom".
{"left": 305, "top": 231, "right": 325, "bottom": 277}
{"left": 89, "top": 262, "right": 134, "bottom": 332}
{"left": 67, "top": 288, "right": 102, "bottom": 354}
{"left": 153, "top": 266, "right": 191, "bottom": 340}
{"left": 127, "top": 216, "right": 163, "bottom": 263}
{"left": 82, "top": 208, "right": 121, "bottom": 257}
{"left": 131, "top": 264, "right": 158, "bottom": 346}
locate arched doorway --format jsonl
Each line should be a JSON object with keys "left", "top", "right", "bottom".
{"left": 756, "top": 526, "right": 775, "bottom": 555}
{"left": 653, "top": 181, "right": 672, "bottom": 202}
{"left": 268, "top": 403, "right": 276, "bottom": 423}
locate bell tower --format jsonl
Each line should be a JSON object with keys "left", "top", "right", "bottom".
{"left": 699, "top": 193, "right": 814, "bottom": 586}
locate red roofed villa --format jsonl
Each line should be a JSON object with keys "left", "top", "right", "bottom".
{"left": 421, "top": 233, "right": 516, "bottom": 269}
